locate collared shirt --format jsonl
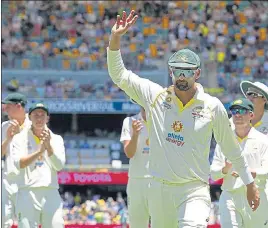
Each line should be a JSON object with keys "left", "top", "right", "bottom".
{"left": 9, "top": 128, "right": 66, "bottom": 189}
{"left": 211, "top": 128, "right": 268, "bottom": 191}
{"left": 120, "top": 112, "right": 150, "bottom": 178}
{"left": 107, "top": 48, "right": 253, "bottom": 185}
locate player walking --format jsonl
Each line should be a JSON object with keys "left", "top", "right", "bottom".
{"left": 106, "top": 10, "right": 260, "bottom": 228}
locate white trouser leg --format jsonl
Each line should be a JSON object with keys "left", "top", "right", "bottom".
{"left": 219, "top": 189, "right": 251, "bottom": 228}
{"left": 127, "top": 178, "right": 150, "bottom": 228}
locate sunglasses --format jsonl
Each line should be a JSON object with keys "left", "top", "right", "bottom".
{"left": 169, "top": 67, "right": 196, "bottom": 78}
{"left": 246, "top": 91, "right": 264, "bottom": 98}
{"left": 230, "top": 108, "right": 250, "bottom": 115}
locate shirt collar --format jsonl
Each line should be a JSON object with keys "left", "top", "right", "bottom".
{"left": 167, "top": 83, "right": 206, "bottom": 102}
{"left": 235, "top": 127, "right": 259, "bottom": 141}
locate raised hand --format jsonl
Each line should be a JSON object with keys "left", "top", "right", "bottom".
{"left": 111, "top": 10, "right": 138, "bottom": 37}
{"left": 6, "top": 119, "right": 20, "bottom": 140}
{"left": 132, "top": 119, "right": 143, "bottom": 136}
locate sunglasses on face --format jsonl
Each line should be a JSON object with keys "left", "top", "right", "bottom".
{"left": 169, "top": 67, "right": 196, "bottom": 78}
{"left": 230, "top": 108, "right": 249, "bottom": 115}
{"left": 246, "top": 91, "right": 264, "bottom": 98}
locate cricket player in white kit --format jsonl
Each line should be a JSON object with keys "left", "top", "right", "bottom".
{"left": 120, "top": 103, "right": 151, "bottom": 228}
{"left": 211, "top": 98, "right": 268, "bottom": 228}
{"left": 1, "top": 93, "right": 31, "bottom": 228}
{"left": 10, "top": 103, "right": 65, "bottom": 228}
{"left": 107, "top": 10, "right": 260, "bottom": 228}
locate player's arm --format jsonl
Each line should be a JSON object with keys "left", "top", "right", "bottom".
{"left": 212, "top": 98, "right": 254, "bottom": 185}
{"left": 10, "top": 135, "right": 44, "bottom": 170}
{"left": 120, "top": 117, "right": 138, "bottom": 158}
{"left": 1, "top": 121, "right": 20, "bottom": 158}
{"left": 210, "top": 144, "right": 229, "bottom": 180}
{"left": 107, "top": 10, "right": 163, "bottom": 108}
{"left": 47, "top": 135, "right": 66, "bottom": 171}
{"left": 2, "top": 138, "right": 11, "bottom": 158}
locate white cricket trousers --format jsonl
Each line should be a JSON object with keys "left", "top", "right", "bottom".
{"left": 249, "top": 189, "right": 268, "bottom": 228}
{"left": 148, "top": 179, "right": 211, "bottom": 228}
{"left": 127, "top": 178, "right": 150, "bottom": 228}
{"left": 16, "top": 187, "right": 64, "bottom": 228}
{"left": 2, "top": 179, "right": 17, "bottom": 228}
{"left": 219, "top": 187, "right": 251, "bottom": 228}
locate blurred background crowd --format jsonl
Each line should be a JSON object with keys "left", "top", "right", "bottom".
{"left": 2, "top": 1, "right": 268, "bottom": 101}
{"left": 60, "top": 189, "right": 220, "bottom": 226}
{"left": 2, "top": 0, "right": 267, "bottom": 227}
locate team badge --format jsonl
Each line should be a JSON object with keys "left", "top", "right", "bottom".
{"left": 171, "top": 121, "right": 183, "bottom": 132}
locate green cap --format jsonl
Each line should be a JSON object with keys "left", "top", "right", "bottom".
{"left": 2, "top": 93, "right": 27, "bottom": 105}
{"left": 168, "top": 49, "right": 201, "bottom": 69}
{"left": 229, "top": 98, "right": 254, "bottom": 111}
{"left": 29, "top": 103, "right": 49, "bottom": 115}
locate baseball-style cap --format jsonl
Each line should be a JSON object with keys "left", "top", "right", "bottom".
{"left": 1, "top": 93, "right": 27, "bottom": 105}
{"left": 29, "top": 103, "right": 49, "bottom": 115}
{"left": 168, "top": 49, "right": 201, "bottom": 69}
{"left": 229, "top": 98, "right": 254, "bottom": 111}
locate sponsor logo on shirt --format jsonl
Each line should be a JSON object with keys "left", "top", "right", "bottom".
{"left": 143, "top": 138, "right": 150, "bottom": 154}
{"left": 161, "top": 96, "right": 172, "bottom": 109}
{"left": 192, "top": 106, "right": 204, "bottom": 119}
{"left": 166, "top": 121, "right": 185, "bottom": 147}
{"left": 260, "top": 126, "right": 268, "bottom": 135}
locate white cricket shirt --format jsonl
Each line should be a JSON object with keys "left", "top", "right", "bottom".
{"left": 1, "top": 114, "right": 31, "bottom": 194}
{"left": 107, "top": 48, "right": 253, "bottom": 185}
{"left": 120, "top": 112, "right": 150, "bottom": 178}
{"left": 211, "top": 128, "right": 268, "bottom": 191}
{"left": 10, "top": 128, "right": 66, "bottom": 189}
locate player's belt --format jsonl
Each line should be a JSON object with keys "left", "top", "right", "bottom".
{"left": 152, "top": 176, "right": 187, "bottom": 186}
{"left": 152, "top": 176, "right": 208, "bottom": 186}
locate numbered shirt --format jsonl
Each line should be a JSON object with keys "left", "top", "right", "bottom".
{"left": 120, "top": 113, "right": 150, "bottom": 178}
{"left": 211, "top": 128, "right": 268, "bottom": 191}
{"left": 107, "top": 48, "right": 253, "bottom": 185}
{"left": 10, "top": 129, "right": 66, "bottom": 189}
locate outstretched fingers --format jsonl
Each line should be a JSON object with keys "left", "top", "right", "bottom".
{"left": 121, "top": 11, "right": 127, "bottom": 27}
{"left": 126, "top": 10, "right": 135, "bottom": 23}
{"left": 116, "top": 15, "right": 121, "bottom": 29}
{"left": 126, "top": 15, "right": 138, "bottom": 29}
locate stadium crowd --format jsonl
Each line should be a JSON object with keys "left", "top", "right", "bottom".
{"left": 60, "top": 190, "right": 220, "bottom": 225}
{"left": 2, "top": 1, "right": 268, "bottom": 77}
{"left": 61, "top": 191, "right": 129, "bottom": 225}
{"left": 2, "top": 1, "right": 267, "bottom": 226}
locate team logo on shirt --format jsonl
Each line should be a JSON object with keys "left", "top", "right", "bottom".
{"left": 192, "top": 106, "right": 204, "bottom": 119}
{"left": 260, "top": 127, "right": 268, "bottom": 135}
{"left": 171, "top": 121, "right": 183, "bottom": 132}
{"left": 166, "top": 121, "right": 185, "bottom": 147}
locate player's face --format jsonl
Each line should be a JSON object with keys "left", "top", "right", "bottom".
{"left": 169, "top": 67, "right": 200, "bottom": 91}
{"left": 246, "top": 91, "right": 266, "bottom": 107}
{"left": 30, "top": 109, "right": 49, "bottom": 129}
{"left": 231, "top": 108, "right": 253, "bottom": 126}
{"left": 4, "top": 103, "right": 20, "bottom": 119}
